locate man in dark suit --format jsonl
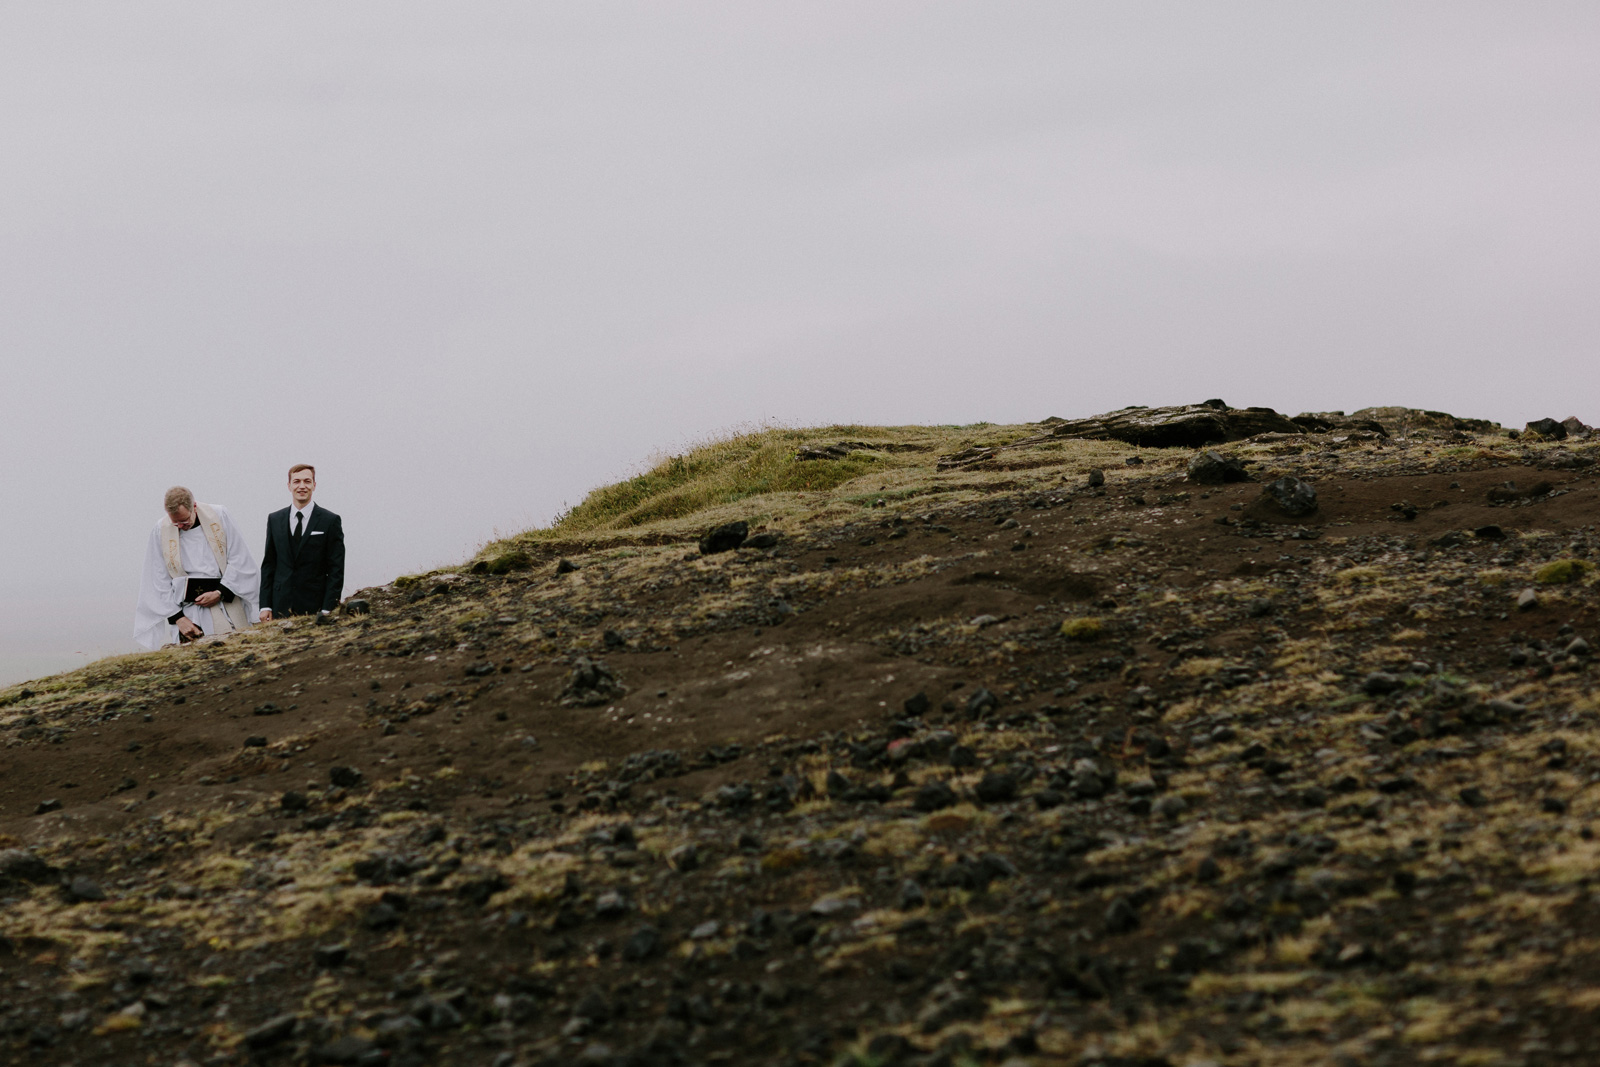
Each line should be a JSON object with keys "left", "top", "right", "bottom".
{"left": 260, "top": 464, "right": 346, "bottom": 620}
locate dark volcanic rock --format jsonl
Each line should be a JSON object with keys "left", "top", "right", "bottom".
{"left": 244, "top": 1013, "right": 299, "bottom": 1048}
{"left": 913, "top": 781, "right": 958, "bottom": 812}
{"left": 699, "top": 521, "right": 749, "bottom": 555}
{"left": 1049, "top": 403, "right": 1301, "bottom": 448}
{"left": 0, "top": 849, "right": 57, "bottom": 885}
{"left": 560, "top": 656, "right": 627, "bottom": 706}
{"left": 1263, "top": 476, "right": 1317, "bottom": 517}
{"left": 1186, "top": 451, "right": 1253, "bottom": 485}
{"left": 1525, "top": 417, "right": 1568, "bottom": 440}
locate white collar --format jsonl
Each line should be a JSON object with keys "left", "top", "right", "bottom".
{"left": 291, "top": 501, "right": 317, "bottom": 524}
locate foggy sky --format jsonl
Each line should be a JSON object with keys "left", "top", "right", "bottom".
{"left": 3, "top": 3, "right": 1598, "bottom": 685}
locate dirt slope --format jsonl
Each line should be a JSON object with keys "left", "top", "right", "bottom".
{"left": 0, "top": 420, "right": 1596, "bottom": 1067}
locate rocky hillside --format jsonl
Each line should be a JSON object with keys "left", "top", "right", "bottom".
{"left": 0, "top": 403, "right": 1597, "bottom": 1067}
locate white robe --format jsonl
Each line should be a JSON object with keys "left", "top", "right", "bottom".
{"left": 133, "top": 503, "right": 260, "bottom": 651}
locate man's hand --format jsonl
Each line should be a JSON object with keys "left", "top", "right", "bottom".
{"left": 176, "top": 617, "right": 203, "bottom": 639}
{"left": 259, "top": 609, "right": 273, "bottom": 622}
{"left": 194, "top": 590, "right": 222, "bottom": 608}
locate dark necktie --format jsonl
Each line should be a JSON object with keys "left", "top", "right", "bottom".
{"left": 292, "top": 511, "right": 304, "bottom": 552}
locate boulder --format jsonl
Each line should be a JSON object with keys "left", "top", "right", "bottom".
{"left": 1186, "top": 451, "right": 1253, "bottom": 485}
{"left": 1525, "top": 418, "right": 1569, "bottom": 440}
{"left": 698, "top": 521, "right": 749, "bottom": 555}
{"left": 1263, "top": 476, "right": 1317, "bottom": 517}
{"left": 1048, "top": 402, "right": 1301, "bottom": 448}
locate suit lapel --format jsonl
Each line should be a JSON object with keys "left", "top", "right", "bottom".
{"left": 277, "top": 509, "right": 295, "bottom": 563}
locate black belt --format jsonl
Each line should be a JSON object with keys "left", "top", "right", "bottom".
{"left": 167, "top": 578, "right": 235, "bottom": 624}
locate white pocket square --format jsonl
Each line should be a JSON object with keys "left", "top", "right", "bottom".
{"left": 310, "top": 531, "right": 325, "bottom": 535}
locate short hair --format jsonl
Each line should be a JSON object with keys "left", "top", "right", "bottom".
{"left": 288, "top": 463, "right": 316, "bottom": 480}
{"left": 163, "top": 486, "right": 195, "bottom": 513}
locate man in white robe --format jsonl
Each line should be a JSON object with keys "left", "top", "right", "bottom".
{"left": 133, "top": 486, "right": 261, "bottom": 651}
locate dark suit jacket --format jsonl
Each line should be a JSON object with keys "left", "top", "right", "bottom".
{"left": 261, "top": 505, "right": 345, "bottom": 616}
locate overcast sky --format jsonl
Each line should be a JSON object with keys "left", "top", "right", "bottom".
{"left": 2, "top": 2, "right": 1597, "bottom": 685}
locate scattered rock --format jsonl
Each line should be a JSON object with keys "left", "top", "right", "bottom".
{"left": 1263, "top": 476, "right": 1317, "bottom": 517}
{"left": 0, "top": 850, "right": 56, "bottom": 885}
{"left": 63, "top": 878, "right": 105, "bottom": 903}
{"left": 33, "top": 799, "right": 61, "bottom": 815}
{"left": 328, "top": 766, "right": 364, "bottom": 789}
{"left": 243, "top": 1013, "right": 300, "bottom": 1048}
{"left": 1362, "top": 672, "right": 1405, "bottom": 696}
{"left": 1086, "top": 469, "right": 1105, "bottom": 488}
{"left": 620, "top": 925, "right": 663, "bottom": 961}
{"left": 594, "top": 890, "right": 630, "bottom": 919}
{"left": 560, "top": 656, "right": 627, "bottom": 706}
{"left": 1186, "top": 450, "right": 1253, "bottom": 485}
{"left": 1516, "top": 588, "right": 1540, "bottom": 611}
{"left": 914, "top": 781, "right": 958, "bottom": 812}
{"left": 973, "top": 771, "right": 1018, "bottom": 804}
{"left": 698, "top": 521, "right": 749, "bottom": 555}
{"left": 1104, "top": 895, "right": 1140, "bottom": 934}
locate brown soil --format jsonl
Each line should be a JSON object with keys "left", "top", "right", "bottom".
{"left": 0, "top": 431, "right": 1597, "bottom": 1067}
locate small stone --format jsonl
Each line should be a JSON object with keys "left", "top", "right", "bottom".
{"left": 555, "top": 558, "right": 579, "bottom": 575}
{"left": 620, "top": 925, "right": 662, "bottom": 961}
{"left": 690, "top": 920, "right": 720, "bottom": 940}
{"left": 898, "top": 879, "right": 926, "bottom": 910}
{"left": 1517, "top": 588, "right": 1540, "bottom": 611}
{"left": 1033, "top": 789, "right": 1065, "bottom": 810}
{"left": 1362, "top": 672, "right": 1404, "bottom": 696}
{"left": 243, "top": 1013, "right": 299, "bottom": 1048}
{"left": 1542, "top": 796, "right": 1569, "bottom": 815}
{"left": 363, "top": 903, "right": 401, "bottom": 931}
{"left": 251, "top": 702, "right": 283, "bottom": 716}
{"left": 340, "top": 599, "right": 371, "bottom": 616}
{"left": 328, "top": 766, "right": 363, "bottom": 789}
{"left": 913, "top": 781, "right": 958, "bottom": 812}
{"left": 903, "top": 691, "right": 930, "bottom": 716}
{"left": 280, "top": 791, "right": 309, "bottom": 812}
{"left": 63, "top": 878, "right": 105, "bottom": 903}
{"left": 312, "top": 944, "right": 348, "bottom": 968}
{"left": 948, "top": 745, "right": 978, "bottom": 768}
{"left": 1459, "top": 786, "right": 1488, "bottom": 808}
{"left": 243, "top": 736, "right": 268, "bottom": 748}
{"left": 964, "top": 687, "right": 999, "bottom": 718}
{"left": 1069, "top": 768, "right": 1106, "bottom": 799}
{"left": 310, "top": 1035, "right": 376, "bottom": 1065}
{"left": 1152, "top": 794, "right": 1187, "bottom": 821}
{"left": 33, "top": 799, "right": 61, "bottom": 815}
{"left": 594, "top": 890, "right": 629, "bottom": 918}
{"left": 973, "top": 772, "right": 1018, "bottom": 804}
{"left": 1195, "top": 856, "right": 1221, "bottom": 883}
{"left": 668, "top": 844, "right": 699, "bottom": 872}
{"left": 810, "top": 894, "right": 860, "bottom": 918}
{"left": 1473, "top": 524, "right": 1506, "bottom": 540}
{"left": 1086, "top": 469, "right": 1105, "bottom": 488}
{"left": 1568, "top": 637, "right": 1592, "bottom": 657}
{"left": 1104, "top": 895, "right": 1139, "bottom": 934}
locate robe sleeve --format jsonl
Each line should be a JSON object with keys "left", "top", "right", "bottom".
{"left": 214, "top": 505, "right": 261, "bottom": 622}
{"left": 133, "top": 524, "right": 183, "bottom": 651}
